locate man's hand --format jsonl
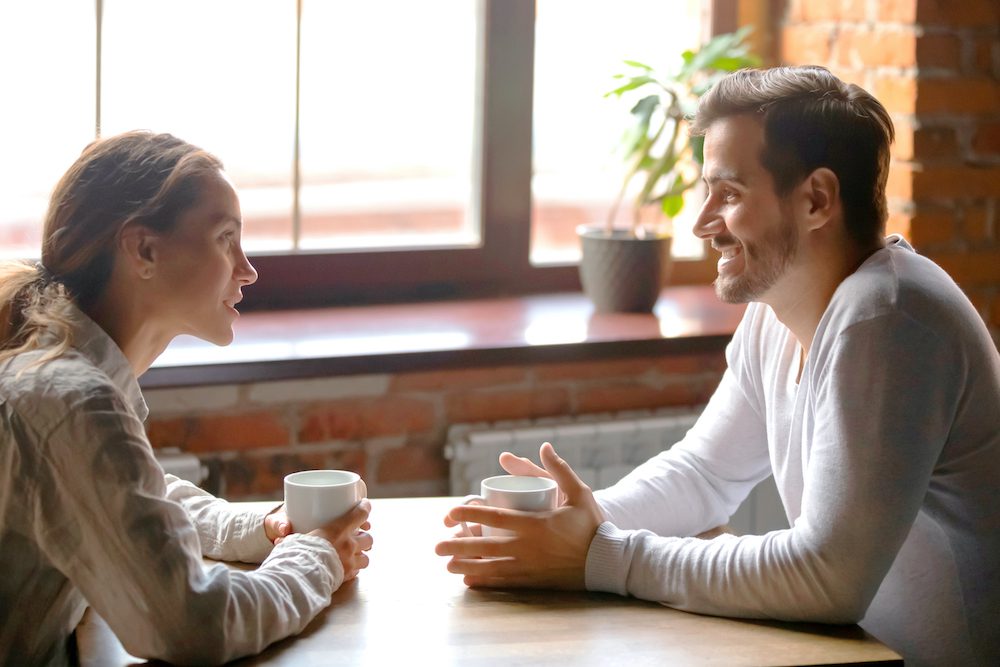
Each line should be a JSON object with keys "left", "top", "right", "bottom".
{"left": 435, "top": 442, "right": 603, "bottom": 590}
{"left": 498, "top": 449, "right": 570, "bottom": 505}
{"left": 309, "top": 499, "right": 374, "bottom": 582}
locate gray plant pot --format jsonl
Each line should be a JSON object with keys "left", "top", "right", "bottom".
{"left": 577, "top": 225, "right": 673, "bottom": 313}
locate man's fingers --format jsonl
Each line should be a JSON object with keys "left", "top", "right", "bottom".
{"left": 447, "top": 505, "right": 532, "bottom": 532}
{"left": 445, "top": 556, "right": 520, "bottom": 577}
{"left": 499, "top": 451, "right": 550, "bottom": 478}
{"left": 539, "top": 442, "right": 590, "bottom": 504}
{"left": 435, "top": 536, "right": 516, "bottom": 558}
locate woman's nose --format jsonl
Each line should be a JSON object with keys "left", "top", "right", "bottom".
{"left": 236, "top": 250, "right": 258, "bottom": 286}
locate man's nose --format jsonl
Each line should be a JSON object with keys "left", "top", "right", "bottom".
{"left": 693, "top": 200, "right": 724, "bottom": 239}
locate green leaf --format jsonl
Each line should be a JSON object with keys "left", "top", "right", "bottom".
{"left": 622, "top": 59, "right": 653, "bottom": 71}
{"left": 629, "top": 94, "right": 660, "bottom": 124}
{"left": 661, "top": 193, "right": 685, "bottom": 218}
{"left": 605, "top": 75, "right": 657, "bottom": 98}
{"left": 709, "top": 55, "right": 754, "bottom": 72}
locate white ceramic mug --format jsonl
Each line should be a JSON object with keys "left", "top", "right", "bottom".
{"left": 284, "top": 469, "right": 367, "bottom": 533}
{"left": 461, "top": 475, "right": 559, "bottom": 537}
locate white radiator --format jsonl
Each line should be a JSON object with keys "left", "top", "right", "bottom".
{"left": 155, "top": 447, "right": 208, "bottom": 485}
{"left": 444, "top": 407, "right": 789, "bottom": 536}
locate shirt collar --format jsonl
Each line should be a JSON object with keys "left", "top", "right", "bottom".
{"left": 884, "top": 233, "right": 913, "bottom": 252}
{"left": 67, "top": 303, "right": 149, "bottom": 422}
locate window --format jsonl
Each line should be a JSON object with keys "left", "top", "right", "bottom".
{"left": 0, "top": 0, "right": 727, "bottom": 309}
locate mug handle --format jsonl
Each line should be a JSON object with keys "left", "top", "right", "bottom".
{"left": 458, "top": 494, "right": 486, "bottom": 537}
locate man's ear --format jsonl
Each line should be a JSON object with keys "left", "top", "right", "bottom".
{"left": 798, "top": 167, "right": 840, "bottom": 232}
{"left": 118, "top": 222, "right": 158, "bottom": 280}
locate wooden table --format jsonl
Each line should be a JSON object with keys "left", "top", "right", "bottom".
{"left": 77, "top": 497, "right": 901, "bottom": 666}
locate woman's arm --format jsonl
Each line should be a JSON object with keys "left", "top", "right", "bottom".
{"left": 164, "top": 475, "right": 279, "bottom": 563}
{"left": 34, "top": 387, "right": 347, "bottom": 664}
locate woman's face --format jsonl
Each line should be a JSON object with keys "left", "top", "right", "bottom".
{"left": 150, "top": 170, "right": 257, "bottom": 345}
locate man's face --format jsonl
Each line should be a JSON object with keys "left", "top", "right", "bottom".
{"left": 693, "top": 115, "right": 799, "bottom": 305}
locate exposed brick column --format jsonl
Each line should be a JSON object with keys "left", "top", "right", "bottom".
{"left": 778, "top": 0, "right": 1000, "bottom": 342}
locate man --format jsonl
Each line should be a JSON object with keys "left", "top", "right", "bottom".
{"left": 436, "top": 66, "right": 1000, "bottom": 666}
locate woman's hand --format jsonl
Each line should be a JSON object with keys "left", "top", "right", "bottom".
{"left": 264, "top": 506, "right": 291, "bottom": 545}
{"left": 309, "top": 500, "right": 374, "bottom": 582}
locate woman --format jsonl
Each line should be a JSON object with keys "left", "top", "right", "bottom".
{"left": 0, "top": 131, "right": 373, "bottom": 665}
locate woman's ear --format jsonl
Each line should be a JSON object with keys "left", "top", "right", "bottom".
{"left": 117, "top": 222, "right": 158, "bottom": 280}
{"left": 798, "top": 167, "right": 840, "bottom": 232}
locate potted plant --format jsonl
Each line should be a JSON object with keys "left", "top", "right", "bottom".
{"left": 578, "top": 27, "right": 760, "bottom": 312}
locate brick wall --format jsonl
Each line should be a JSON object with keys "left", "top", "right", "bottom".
{"left": 780, "top": 0, "right": 1000, "bottom": 342}
{"left": 144, "top": 353, "right": 726, "bottom": 500}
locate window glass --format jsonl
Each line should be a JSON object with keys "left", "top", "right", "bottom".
{"left": 0, "top": 1, "right": 95, "bottom": 259}
{"left": 298, "top": 0, "right": 478, "bottom": 251}
{"left": 531, "top": 0, "right": 704, "bottom": 265}
{"left": 102, "top": 0, "right": 297, "bottom": 252}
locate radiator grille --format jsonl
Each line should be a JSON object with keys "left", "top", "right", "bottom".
{"left": 445, "top": 408, "right": 700, "bottom": 496}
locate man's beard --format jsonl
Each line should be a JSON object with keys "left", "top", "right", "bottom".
{"left": 714, "top": 213, "right": 798, "bottom": 304}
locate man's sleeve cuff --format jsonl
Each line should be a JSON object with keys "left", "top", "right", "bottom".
{"left": 584, "top": 521, "right": 631, "bottom": 596}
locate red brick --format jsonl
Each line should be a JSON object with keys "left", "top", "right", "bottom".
{"left": 916, "top": 33, "right": 962, "bottom": 71}
{"left": 218, "top": 448, "right": 367, "bottom": 500}
{"left": 972, "top": 121, "right": 1000, "bottom": 156}
{"left": 873, "top": 76, "right": 917, "bottom": 114}
{"left": 973, "top": 37, "right": 998, "bottom": 77}
{"left": 913, "top": 125, "right": 959, "bottom": 160}
{"left": 916, "top": 0, "right": 999, "bottom": 27}
{"left": 146, "top": 419, "right": 187, "bottom": 449}
{"left": 908, "top": 207, "right": 957, "bottom": 247}
{"left": 877, "top": 0, "right": 917, "bottom": 22}
{"left": 533, "top": 358, "right": 656, "bottom": 382}
{"left": 576, "top": 382, "right": 705, "bottom": 414}
{"left": 929, "top": 250, "right": 1000, "bottom": 286}
{"left": 445, "top": 388, "right": 570, "bottom": 424}
{"left": 298, "top": 397, "right": 436, "bottom": 442}
{"left": 840, "top": 0, "right": 868, "bottom": 22}
{"left": 652, "top": 352, "right": 727, "bottom": 376}
{"left": 893, "top": 123, "right": 915, "bottom": 161}
{"left": 837, "top": 27, "right": 916, "bottom": 68}
{"left": 961, "top": 207, "right": 992, "bottom": 242}
{"left": 886, "top": 211, "right": 913, "bottom": 239}
{"left": 912, "top": 165, "right": 1000, "bottom": 198}
{"left": 886, "top": 162, "right": 914, "bottom": 200}
{"left": 798, "top": 0, "right": 845, "bottom": 21}
{"left": 915, "top": 78, "right": 1000, "bottom": 114}
{"left": 781, "top": 24, "right": 834, "bottom": 65}
{"left": 390, "top": 367, "right": 527, "bottom": 392}
{"left": 376, "top": 445, "right": 448, "bottom": 484}
{"left": 147, "top": 411, "right": 290, "bottom": 453}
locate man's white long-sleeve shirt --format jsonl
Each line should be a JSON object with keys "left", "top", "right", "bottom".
{"left": 0, "top": 307, "right": 343, "bottom": 666}
{"left": 587, "top": 237, "right": 1000, "bottom": 666}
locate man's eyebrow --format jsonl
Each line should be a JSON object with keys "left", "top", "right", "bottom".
{"left": 703, "top": 170, "right": 745, "bottom": 186}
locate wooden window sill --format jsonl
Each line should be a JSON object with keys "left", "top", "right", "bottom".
{"left": 141, "top": 286, "right": 745, "bottom": 389}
